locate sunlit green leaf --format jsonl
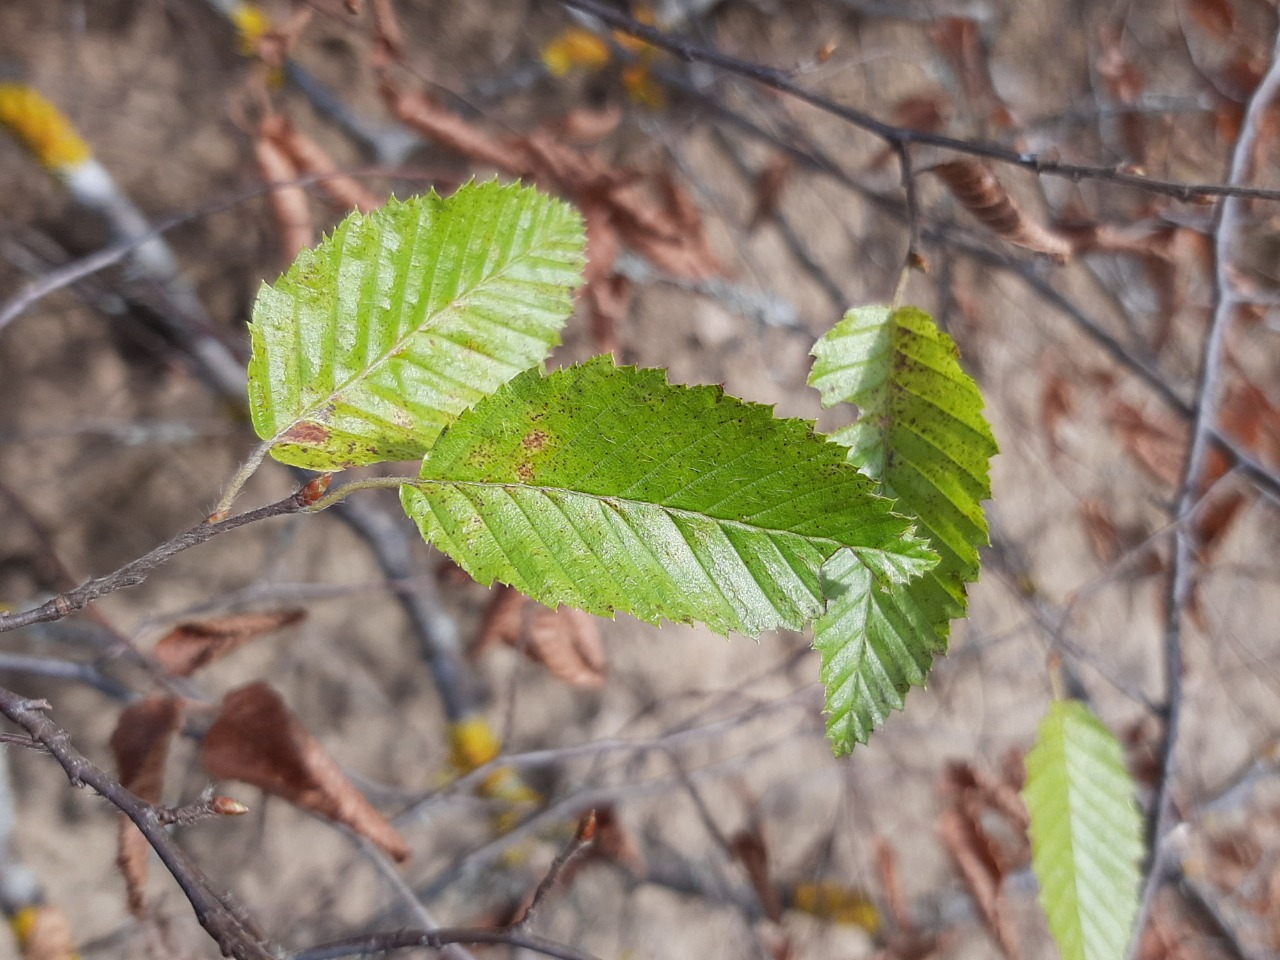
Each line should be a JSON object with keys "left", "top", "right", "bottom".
{"left": 810, "top": 305, "right": 997, "bottom": 751}
{"left": 402, "top": 357, "right": 936, "bottom": 636}
{"left": 1024, "top": 699, "right": 1144, "bottom": 960}
{"left": 247, "top": 179, "right": 585, "bottom": 469}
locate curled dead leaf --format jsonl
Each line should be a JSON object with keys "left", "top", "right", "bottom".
{"left": 254, "top": 126, "right": 313, "bottom": 265}
{"left": 153, "top": 609, "right": 305, "bottom": 678}
{"left": 1039, "top": 366, "right": 1074, "bottom": 456}
{"left": 748, "top": 155, "right": 793, "bottom": 232}
{"left": 109, "top": 696, "right": 183, "bottom": 915}
{"left": 477, "top": 586, "right": 606, "bottom": 689}
{"left": 259, "top": 114, "right": 381, "bottom": 213}
{"left": 731, "top": 827, "right": 783, "bottom": 922}
{"left": 585, "top": 804, "right": 645, "bottom": 874}
{"left": 937, "top": 805, "right": 1021, "bottom": 959}
{"left": 202, "top": 682, "right": 409, "bottom": 861}
{"left": 550, "top": 104, "right": 623, "bottom": 146}
{"left": 1109, "top": 400, "right": 1188, "bottom": 489}
{"left": 929, "top": 18, "right": 1014, "bottom": 132}
{"left": 381, "top": 79, "right": 721, "bottom": 289}
{"left": 931, "top": 160, "right": 1073, "bottom": 262}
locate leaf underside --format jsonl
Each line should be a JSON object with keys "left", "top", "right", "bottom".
{"left": 247, "top": 179, "right": 586, "bottom": 469}
{"left": 1023, "top": 700, "right": 1143, "bottom": 960}
{"left": 402, "top": 357, "right": 936, "bottom": 637}
{"left": 809, "top": 305, "right": 997, "bottom": 752}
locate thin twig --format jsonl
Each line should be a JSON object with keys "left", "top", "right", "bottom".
{"left": 512, "top": 810, "right": 597, "bottom": 930}
{"left": 0, "top": 653, "right": 136, "bottom": 702}
{"left": 342, "top": 831, "right": 475, "bottom": 960}
{"left": 650, "top": 59, "right": 1280, "bottom": 498}
{"left": 0, "top": 493, "right": 307, "bottom": 634}
{"left": 291, "top": 927, "right": 603, "bottom": 960}
{"left": 0, "top": 732, "right": 46, "bottom": 752}
{"left": 0, "top": 688, "right": 276, "bottom": 960}
{"left": 554, "top": 0, "right": 1280, "bottom": 204}
{"left": 1127, "top": 27, "right": 1280, "bottom": 958}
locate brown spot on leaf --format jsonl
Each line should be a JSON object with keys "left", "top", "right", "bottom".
{"left": 517, "top": 461, "right": 535, "bottom": 483}
{"left": 521, "top": 429, "right": 548, "bottom": 451}
{"left": 281, "top": 421, "right": 331, "bottom": 445}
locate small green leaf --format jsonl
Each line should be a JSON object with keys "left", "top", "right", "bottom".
{"left": 401, "top": 357, "right": 936, "bottom": 636}
{"left": 247, "top": 179, "right": 586, "bottom": 469}
{"left": 809, "top": 305, "right": 997, "bottom": 752}
{"left": 1024, "top": 700, "right": 1144, "bottom": 960}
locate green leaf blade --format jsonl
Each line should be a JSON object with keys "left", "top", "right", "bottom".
{"left": 247, "top": 179, "right": 586, "bottom": 469}
{"left": 402, "top": 358, "right": 936, "bottom": 637}
{"left": 1023, "top": 700, "right": 1144, "bottom": 960}
{"left": 809, "top": 305, "right": 997, "bottom": 752}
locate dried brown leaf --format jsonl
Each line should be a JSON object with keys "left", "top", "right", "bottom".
{"left": 731, "top": 827, "right": 783, "bottom": 922}
{"left": 874, "top": 837, "right": 911, "bottom": 932}
{"left": 931, "top": 161, "right": 1073, "bottom": 262}
{"left": 109, "top": 696, "right": 183, "bottom": 915}
{"left": 1220, "top": 382, "right": 1280, "bottom": 469}
{"left": 1109, "top": 400, "right": 1188, "bottom": 488}
{"left": 369, "top": 0, "right": 404, "bottom": 61}
{"left": 1194, "top": 489, "right": 1246, "bottom": 561}
{"left": 1187, "top": 0, "right": 1237, "bottom": 39}
{"left": 585, "top": 804, "right": 645, "bottom": 874}
{"left": 1040, "top": 368, "right": 1074, "bottom": 456}
{"left": 1096, "top": 23, "right": 1148, "bottom": 162}
{"left": 550, "top": 104, "right": 623, "bottom": 145}
{"left": 153, "top": 609, "right": 305, "bottom": 678}
{"left": 381, "top": 80, "right": 720, "bottom": 286}
{"left": 1080, "top": 499, "right": 1122, "bottom": 564}
{"left": 381, "top": 82, "right": 524, "bottom": 174}
{"left": 748, "top": 155, "right": 792, "bottom": 232}
{"left": 937, "top": 805, "right": 1021, "bottom": 959}
{"left": 476, "top": 586, "right": 606, "bottom": 689}
{"left": 255, "top": 129, "right": 313, "bottom": 265}
{"left": 867, "top": 94, "right": 949, "bottom": 170}
{"left": 260, "top": 115, "right": 381, "bottom": 213}
{"left": 929, "top": 18, "right": 1014, "bottom": 132}
{"left": 610, "top": 171, "right": 721, "bottom": 280}
{"left": 202, "top": 683, "right": 409, "bottom": 861}
{"left": 1119, "top": 716, "right": 1163, "bottom": 790}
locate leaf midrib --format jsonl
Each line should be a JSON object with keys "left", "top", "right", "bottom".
{"left": 412, "top": 477, "right": 868, "bottom": 555}
{"left": 269, "top": 212, "right": 548, "bottom": 447}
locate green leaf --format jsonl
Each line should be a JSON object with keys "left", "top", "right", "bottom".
{"left": 809, "top": 305, "right": 997, "bottom": 752}
{"left": 1023, "top": 700, "right": 1143, "bottom": 960}
{"left": 247, "top": 179, "right": 586, "bottom": 469}
{"left": 401, "top": 357, "right": 936, "bottom": 636}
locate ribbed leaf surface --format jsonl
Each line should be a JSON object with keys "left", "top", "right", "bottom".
{"left": 809, "top": 305, "right": 996, "bottom": 752}
{"left": 247, "top": 180, "right": 585, "bottom": 468}
{"left": 402, "top": 357, "right": 936, "bottom": 636}
{"left": 1023, "top": 700, "right": 1143, "bottom": 960}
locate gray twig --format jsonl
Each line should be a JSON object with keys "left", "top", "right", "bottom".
{"left": 0, "top": 493, "right": 307, "bottom": 635}
{"left": 0, "top": 688, "right": 276, "bottom": 960}
{"left": 1126, "top": 27, "right": 1280, "bottom": 959}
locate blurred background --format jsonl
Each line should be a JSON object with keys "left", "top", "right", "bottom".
{"left": 1, "top": 1, "right": 1279, "bottom": 958}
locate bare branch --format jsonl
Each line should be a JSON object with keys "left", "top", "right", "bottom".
{"left": 292, "top": 927, "right": 603, "bottom": 960}
{"left": 1127, "top": 26, "right": 1280, "bottom": 958}
{"left": 0, "top": 687, "right": 276, "bottom": 960}
{"left": 555, "top": 0, "right": 1280, "bottom": 204}
{"left": 512, "top": 810, "right": 597, "bottom": 929}
{"left": 0, "top": 493, "right": 307, "bottom": 635}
